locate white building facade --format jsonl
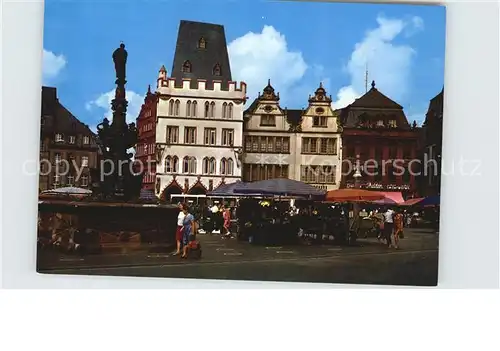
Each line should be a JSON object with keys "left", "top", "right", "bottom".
{"left": 149, "top": 20, "right": 247, "bottom": 198}
{"left": 296, "top": 83, "right": 343, "bottom": 191}
{"left": 243, "top": 82, "right": 342, "bottom": 191}
{"left": 155, "top": 68, "right": 246, "bottom": 196}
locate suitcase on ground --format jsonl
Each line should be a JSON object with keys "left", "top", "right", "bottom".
{"left": 187, "top": 240, "right": 202, "bottom": 259}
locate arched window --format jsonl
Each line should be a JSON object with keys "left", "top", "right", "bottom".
{"left": 228, "top": 103, "right": 233, "bottom": 119}
{"left": 202, "top": 157, "right": 210, "bottom": 174}
{"left": 209, "top": 157, "right": 216, "bottom": 174}
{"left": 198, "top": 37, "right": 206, "bottom": 49}
{"left": 204, "top": 102, "right": 210, "bottom": 118}
{"left": 165, "top": 156, "right": 172, "bottom": 173}
{"left": 213, "top": 63, "right": 221, "bottom": 76}
{"left": 203, "top": 157, "right": 216, "bottom": 174}
{"left": 169, "top": 100, "right": 174, "bottom": 116}
{"left": 174, "top": 100, "right": 180, "bottom": 116}
{"left": 227, "top": 158, "right": 234, "bottom": 175}
{"left": 222, "top": 102, "right": 227, "bottom": 119}
{"left": 192, "top": 101, "right": 197, "bottom": 117}
{"left": 182, "top": 60, "right": 191, "bottom": 73}
{"left": 165, "top": 156, "right": 179, "bottom": 173}
{"left": 210, "top": 101, "right": 215, "bottom": 118}
{"left": 220, "top": 158, "right": 227, "bottom": 175}
{"left": 186, "top": 100, "right": 191, "bottom": 117}
{"left": 183, "top": 156, "right": 196, "bottom": 174}
{"left": 189, "top": 157, "right": 197, "bottom": 174}
{"left": 220, "top": 158, "right": 234, "bottom": 175}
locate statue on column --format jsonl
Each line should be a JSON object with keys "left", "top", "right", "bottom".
{"left": 112, "top": 43, "right": 128, "bottom": 83}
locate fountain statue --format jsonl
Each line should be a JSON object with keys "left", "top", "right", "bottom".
{"left": 96, "top": 43, "right": 142, "bottom": 200}
{"left": 37, "top": 44, "right": 178, "bottom": 262}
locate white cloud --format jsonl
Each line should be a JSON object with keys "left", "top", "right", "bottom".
{"left": 409, "top": 16, "right": 424, "bottom": 33}
{"left": 334, "top": 15, "right": 424, "bottom": 109}
{"left": 86, "top": 89, "right": 144, "bottom": 131}
{"left": 228, "top": 25, "right": 308, "bottom": 104}
{"left": 42, "top": 49, "right": 67, "bottom": 81}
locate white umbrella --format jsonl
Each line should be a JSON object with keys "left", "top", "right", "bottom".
{"left": 41, "top": 187, "right": 92, "bottom": 195}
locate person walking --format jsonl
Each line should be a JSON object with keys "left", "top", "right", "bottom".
{"left": 173, "top": 203, "right": 185, "bottom": 256}
{"left": 383, "top": 207, "right": 395, "bottom": 248}
{"left": 222, "top": 205, "right": 232, "bottom": 238}
{"left": 393, "top": 209, "right": 404, "bottom": 249}
{"left": 181, "top": 205, "right": 195, "bottom": 259}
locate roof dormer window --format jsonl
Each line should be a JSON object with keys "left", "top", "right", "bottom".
{"left": 182, "top": 60, "right": 192, "bottom": 73}
{"left": 198, "top": 37, "right": 206, "bottom": 49}
{"left": 213, "top": 63, "right": 221, "bottom": 76}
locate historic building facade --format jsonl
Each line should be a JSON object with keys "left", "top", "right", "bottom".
{"left": 149, "top": 20, "right": 247, "bottom": 199}
{"left": 135, "top": 85, "right": 158, "bottom": 191}
{"left": 337, "top": 81, "right": 420, "bottom": 198}
{"left": 297, "top": 83, "right": 343, "bottom": 190}
{"left": 39, "top": 86, "right": 99, "bottom": 192}
{"left": 242, "top": 81, "right": 294, "bottom": 183}
{"left": 418, "top": 88, "right": 444, "bottom": 197}
{"left": 242, "top": 81, "right": 342, "bottom": 191}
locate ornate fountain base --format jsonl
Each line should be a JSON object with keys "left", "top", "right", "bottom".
{"left": 37, "top": 199, "right": 178, "bottom": 256}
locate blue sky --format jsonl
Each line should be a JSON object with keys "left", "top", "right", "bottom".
{"left": 42, "top": 0, "right": 446, "bottom": 130}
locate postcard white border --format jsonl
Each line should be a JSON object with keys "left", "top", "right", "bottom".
{"left": 1, "top": 0, "right": 498, "bottom": 288}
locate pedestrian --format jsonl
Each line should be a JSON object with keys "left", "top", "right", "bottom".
{"left": 210, "top": 203, "right": 220, "bottom": 234}
{"left": 372, "top": 210, "right": 384, "bottom": 241}
{"left": 173, "top": 203, "right": 185, "bottom": 256}
{"left": 383, "top": 207, "right": 395, "bottom": 248}
{"left": 222, "top": 205, "right": 232, "bottom": 238}
{"left": 393, "top": 209, "right": 404, "bottom": 249}
{"left": 181, "top": 205, "right": 195, "bottom": 259}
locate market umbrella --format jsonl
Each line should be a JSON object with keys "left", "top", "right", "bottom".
{"left": 419, "top": 195, "right": 440, "bottom": 207}
{"left": 400, "top": 197, "right": 425, "bottom": 206}
{"left": 207, "top": 181, "right": 249, "bottom": 196}
{"left": 234, "top": 178, "right": 326, "bottom": 198}
{"left": 40, "top": 186, "right": 92, "bottom": 199}
{"left": 325, "top": 189, "right": 385, "bottom": 202}
{"left": 372, "top": 192, "right": 405, "bottom": 205}
{"left": 372, "top": 197, "right": 400, "bottom": 205}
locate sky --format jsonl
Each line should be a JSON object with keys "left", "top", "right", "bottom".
{"left": 42, "top": 0, "right": 446, "bottom": 131}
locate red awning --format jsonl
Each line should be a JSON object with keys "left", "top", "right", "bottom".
{"left": 374, "top": 192, "right": 405, "bottom": 204}
{"left": 400, "top": 197, "right": 425, "bottom": 206}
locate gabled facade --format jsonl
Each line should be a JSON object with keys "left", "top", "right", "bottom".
{"left": 242, "top": 81, "right": 293, "bottom": 182}
{"left": 242, "top": 82, "right": 343, "bottom": 191}
{"left": 337, "top": 81, "right": 420, "bottom": 197}
{"left": 135, "top": 85, "right": 158, "bottom": 191}
{"left": 39, "top": 86, "right": 99, "bottom": 192}
{"left": 296, "top": 83, "right": 343, "bottom": 190}
{"left": 149, "top": 20, "right": 247, "bottom": 200}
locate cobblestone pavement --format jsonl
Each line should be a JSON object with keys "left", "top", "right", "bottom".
{"left": 38, "top": 228, "right": 438, "bottom": 286}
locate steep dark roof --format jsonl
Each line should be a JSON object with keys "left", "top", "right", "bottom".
{"left": 171, "top": 20, "right": 232, "bottom": 89}
{"left": 41, "top": 86, "right": 96, "bottom": 137}
{"left": 337, "top": 82, "right": 410, "bottom": 130}
{"left": 350, "top": 81, "right": 403, "bottom": 109}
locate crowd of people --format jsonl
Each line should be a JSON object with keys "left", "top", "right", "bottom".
{"left": 172, "top": 202, "right": 234, "bottom": 257}
{"left": 172, "top": 199, "right": 439, "bottom": 254}
{"left": 357, "top": 207, "right": 418, "bottom": 249}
